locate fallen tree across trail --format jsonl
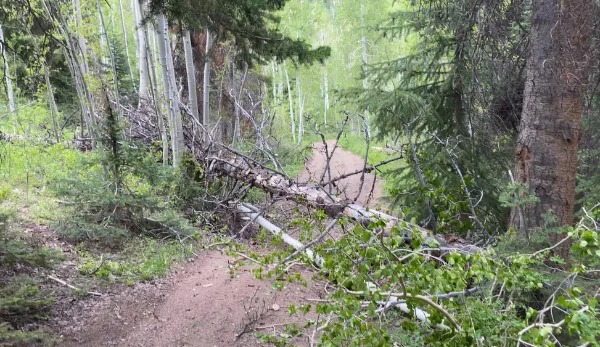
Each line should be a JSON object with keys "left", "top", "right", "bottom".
{"left": 206, "top": 144, "right": 480, "bottom": 255}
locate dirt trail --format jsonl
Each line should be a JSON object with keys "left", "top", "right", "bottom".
{"left": 54, "top": 142, "right": 383, "bottom": 347}
{"left": 300, "top": 140, "right": 384, "bottom": 208}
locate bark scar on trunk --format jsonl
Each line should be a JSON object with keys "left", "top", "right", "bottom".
{"left": 516, "top": 145, "right": 531, "bottom": 184}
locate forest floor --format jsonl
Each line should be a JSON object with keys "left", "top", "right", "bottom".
{"left": 50, "top": 140, "right": 384, "bottom": 347}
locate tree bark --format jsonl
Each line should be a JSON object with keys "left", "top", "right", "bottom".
{"left": 44, "top": 64, "right": 61, "bottom": 143}
{"left": 511, "top": 0, "right": 595, "bottom": 258}
{"left": 183, "top": 30, "right": 200, "bottom": 139}
{"left": 134, "top": 0, "right": 150, "bottom": 105}
{"left": 202, "top": 29, "right": 212, "bottom": 143}
{"left": 117, "top": 0, "right": 135, "bottom": 87}
{"left": 156, "top": 13, "right": 183, "bottom": 166}
{"left": 0, "top": 23, "right": 16, "bottom": 129}
{"left": 284, "top": 64, "right": 296, "bottom": 143}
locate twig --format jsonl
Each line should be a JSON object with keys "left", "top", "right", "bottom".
{"left": 319, "top": 156, "right": 403, "bottom": 187}
{"left": 47, "top": 275, "right": 102, "bottom": 296}
{"left": 345, "top": 289, "right": 462, "bottom": 331}
{"left": 280, "top": 216, "right": 341, "bottom": 265}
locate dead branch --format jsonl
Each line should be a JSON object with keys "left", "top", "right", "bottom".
{"left": 47, "top": 275, "right": 102, "bottom": 296}
{"left": 319, "top": 155, "right": 403, "bottom": 187}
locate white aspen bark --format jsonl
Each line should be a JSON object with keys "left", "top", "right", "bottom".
{"left": 360, "top": 3, "right": 371, "bottom": 138}
{"left": 44, "top": 0, "right": 95, "bottom": 140}
{"left": 284, "top": 63, "right": 296, "bottom": 143}
{"left": 166, "top": 33, "right": 183, "bottom": 160}
{"left": 0, "top": 24, "right": 16, "bottom": 119}
{"left": 231, "top": 62, "right": 248, "bottom": 146}
{"left": 134, "top": 0, "right": 149, "bottom": 103}
{"left": 44, "top": 64, "right": 61, "bottom": 143}
{"left": 145, "top": 24, "right": 169, "bottom": 165}
{"left": 270, "top": 61, "right": 277, "bottom": 102}
{"left": 97, "top": 0, "right": 122, "bottom": 119}
{"left": 296, "top": 76, "right": 304, "bottom": 144}
{"left": 72, "top": 0, "right": 89, "bottom": 75}
{"left": 202, "top": 29, "right": 212, "bottom": 142}
{"left": 183, "top": 30, "right": 200, "bottom": 140}
{"left": 323, "top": 69, "right": 329, "bottom": 124}
{"left": 131, "top": 0, "right": 139, "bottom": 51}
{"left": 117, "top": 0, "right": 135, "bottom": 87}
{"left": 156, "top": 13, "right": 183, "bottom": 166}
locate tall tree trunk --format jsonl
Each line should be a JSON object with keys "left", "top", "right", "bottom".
{"left": 284, "top": 64, "right": 296, "bottom": 143}
{"left": 117, "top": 0, "right": 135, "bottom": 87}
{"left": 511, "top": 0, "right": 595, "bottom": 259}
{"left": 360, "top": 3, "right": 371, "bottom": 138}
{"left": 202, "top": 29, "right": 212, "bottom": 143}
{"left": 0, "top": 23, "right": 16, "bottom": 132}
{"left": 156, "top": 13, "right": 183, "bottom": 166}
{"left": 146, "top": 26, "right": 169, "bottom": 165}
{"left": 44, "top": 0, "right": 95, "bottom": 141}
{"left": 134, "top": 0, "right": 150, "bottom": 105}
{"left": 323, "top": 69, "right": 329, "bottom": 124}
{"left": 183, "top": 30, "right": 200, "bottom": 141}
{"left": 97, "top": 0, "right": 122, "bottom": 119}
{"left": 296, "top": 76, "right": 304, "bottom": 144}
{"left": 72, "top": 0, "right": 89, "bottom": 75}
{"left": 44, "top": 64, "right": 61, "bottom": 143}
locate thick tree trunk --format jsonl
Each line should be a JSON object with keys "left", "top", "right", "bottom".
{"left": 511, "top": 0, "right": 595, "bottom": 256}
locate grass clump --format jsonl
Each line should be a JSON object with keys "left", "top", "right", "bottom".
{"left": 76, "top": 237, "right": 189, "bottom": 284}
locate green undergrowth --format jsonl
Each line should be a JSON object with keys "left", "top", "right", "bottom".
{"left": 247, "top": 210, "right": 600, "bottom": 347}
{"left": 0, "top": 207, "right": 62, "bottom": 346}
{"left": 75, "top": 237, "right": 193, "bottom": 284}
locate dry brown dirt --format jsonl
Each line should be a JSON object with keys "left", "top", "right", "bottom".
{"left": 300, "top": 140, "right": 384, "bottom": 208}
{"left": 52, "top": 141, "right": 384, "bottom": 347}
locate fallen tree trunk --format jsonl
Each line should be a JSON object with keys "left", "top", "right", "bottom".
{"left": 236, "top": 203, "right": 324, "bottom": 266}
{"left": 206, "top": 148, "right": 480, "bottom": 254}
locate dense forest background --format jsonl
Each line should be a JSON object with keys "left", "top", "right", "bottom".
{"left": 1, "top": 0, "right": 599, "bottom": 346}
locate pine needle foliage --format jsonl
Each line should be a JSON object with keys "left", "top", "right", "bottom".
{"left": 347, "top": 0, "right": 530, "bottom": 236}
{"left": 146, "top": 0, "right": 331, "bottom": 67}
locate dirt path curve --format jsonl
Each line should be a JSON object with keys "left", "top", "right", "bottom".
{"left": 300, "top": 140, "right": 384, "bottom": 208}
{"left": 55, "top": 141, "right": 383, "bottom": 347}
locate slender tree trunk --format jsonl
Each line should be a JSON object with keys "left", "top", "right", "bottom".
{"left": 97, "top": 0, "right": 122, "bottom": 119}
{"left": 0, "top": 23, "right": 16, "bottom": 132}
{"left": 183, "top": 30, "right": 200, "bottom": 141}
{"left": 134, "top": 0, "right": 150, "bottom": 105}
{"left": 360, "top": 4, "right": 371, "bottom": 138}
{"left": 44, "top": 0, "right": 95, "bottom": 141}
{"left": 44, "top": 64, "right": 61, "bottom": 143}
{"left": 202, "top": 29, "right": 212, "bottom": 143}
{"left": 146, "top": 25, "right": 169, "bottom": 165}
{"left": 284, "top": 64, "right": 296, "bottom": 143}
{"left": 296, "top": 76, "right": 304, "bottom": 144}
{"left": 231, "top": 62, "right": 248, "bottom": 146}
{"left": 117, "top": 0, "right": 135, "bottom": 87}
{"left": 323, "top": 69, "right": 329, "bottom": 124}
{"left": 270, "top": 61, "right": 277, "bottom": 103}
{"left": 156, "top": 13, "right": 183, "bottom": 166}
{"left": 72, "top": 0, "right": 89, "bottom": 75}
{"left": 510, "top": 0, "right": 595, "bottom": 260}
